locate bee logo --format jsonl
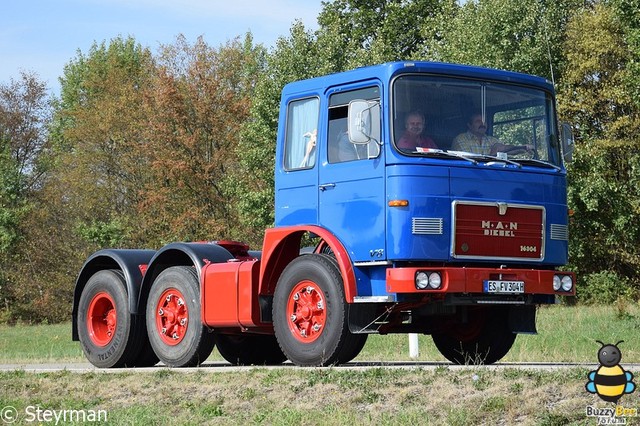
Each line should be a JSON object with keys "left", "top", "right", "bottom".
{"left": 586, "top": 340, "right": 636, "bottom": 402}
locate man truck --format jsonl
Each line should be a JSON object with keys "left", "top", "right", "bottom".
{"left": 72, "top": 61, "right": 575, "bottom": 368}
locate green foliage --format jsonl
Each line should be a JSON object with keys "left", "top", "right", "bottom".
{"left": 77, "top": 220, "right": 127, "bottom": 247}
{"left": 578, "top": 271, "right": 638, "bottom": 304}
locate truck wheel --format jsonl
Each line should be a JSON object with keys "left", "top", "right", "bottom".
{"left": 145, "top": 266, "right": 215, "bottom": 367}
{"left": 336, "top": 333, "right": 368, "bottom": 364}
{"left": 129, "top": 333, "right": 159, "bottom": 367}
{"left": 273, "top": 254, "right": 350, "bottom": 366}
{"left": 431, "top": 307, "right": 516, "bottom": 365}
{"left": 216, "top": 333, "right": 287, "bottom": 366}
{"left": 77, "top": 270, "right": 142, "bottom": 368}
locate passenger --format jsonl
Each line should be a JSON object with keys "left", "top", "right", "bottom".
{"left": 397, "top": 111, "right": 438, "bottom": 151}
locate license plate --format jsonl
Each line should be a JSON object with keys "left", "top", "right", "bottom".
{"left": 483, "top": 280, "right": 525, "bottom": 294}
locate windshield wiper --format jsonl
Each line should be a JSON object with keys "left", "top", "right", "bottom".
{"left": 444, "top": 150, "right": 522, "bottom": 168}
{"left": 511, "top": 158, "right": 562, "bottom": 171}
{"left": 417, "top": 149, "right": 478, "bottom": 164}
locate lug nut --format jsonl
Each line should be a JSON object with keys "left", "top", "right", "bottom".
{"left": 177, "top": 298, "right": 184, "bottom": 306}
{"left": 161, "top": 328, "right": 167, "bottom": 335}
{"left": 313, "top": 324, "right": 321, "bottom": 332}
{"left": 158, "top": 308, "right": 164, "bottom": 316}
{"left": 293, "top": 293, "right": 299, "bottom": 301}
{"left": 166, "top": 295, "right": 172, "bottom": 302}
{"left": 180, "top": 318, "right": 187, "bottom": 326}
{"left": 290, "top": 314, "right": 297, "bottom": 322}
{"left": 172, "top": 333, "right": 179, "bottom": 339}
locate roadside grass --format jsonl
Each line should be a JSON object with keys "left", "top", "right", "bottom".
{"left": 0, "top": 303, "right": 639, "bottom": 364}
{"left": 1, "top": 304, "right": 640, "bottom": 425}
{"left": 1, "top": 367, "right": 637, "bottom": 425}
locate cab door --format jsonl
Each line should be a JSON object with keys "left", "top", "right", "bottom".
{"left": 318, "top": 84, "right": 386, "bottom": 262}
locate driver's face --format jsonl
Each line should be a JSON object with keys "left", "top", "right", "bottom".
{"left": 468, "top": 115, "right": 487, "bottom": 136}
{"left": 406, "top": 115, "right": 424, "bottom": 136}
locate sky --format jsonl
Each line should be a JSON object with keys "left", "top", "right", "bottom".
{"left": 1, "top": 0, "right": 324, "bottom": 94}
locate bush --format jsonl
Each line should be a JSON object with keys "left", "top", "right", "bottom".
{"left": 577, "top": 271, "right": 638, "bottom": 304}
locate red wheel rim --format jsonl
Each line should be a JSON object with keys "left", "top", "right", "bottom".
{"left": 87, "top": 292, "right": 117, "bottom": 347}
{"left": 155, "top": 288, "right": 189, "bottom": 346}
{"left": 286, "top": 281, "right": 326, "bottom": 343}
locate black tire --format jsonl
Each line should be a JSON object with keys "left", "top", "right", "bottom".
{"left": 273, "top": 254, "right": 350, "bottom": 366}
{"left": 77, "top": 270, "right": 143, "bottom": 368}
{"left": 216, "top": 333, "right": 287, "bottom": 366}
{"left": 336, "top": 333, "right": 368, "bottom": 364}
{"left": 320, "top": 254, "right": 367, "bottom": 364}
{"left": 431, "top": 307, "right": 517, "bottom": 365}
{"left": 129, "top": 331, "right": 160, "bottom": 367}
{"left": 145, "top": 266, "right": 215, "bottom": 367}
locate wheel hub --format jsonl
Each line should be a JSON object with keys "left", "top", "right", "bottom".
{"left": 87, "top": 292, "right": 117, "bottom": 347}
{"left": 287, "top": 281, "right": 326, "bottom": 343}
{"left": 155, "top": 289, "right": 188, "bottom": 345}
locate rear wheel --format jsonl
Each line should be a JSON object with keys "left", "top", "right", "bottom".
{"left": 216, "top": 333, "right": 287, "bottom": 366}
{"left": 77, "top": 270, "right": 142, "bottom": 368}
{"left": 431, "top": 307, "right": 516, "bottom": 365}
{"left": 273, "top": 254, "right": 350, "bottom": 366}
{"left": 146, "top": 266, "right": 215, "bottom": 367}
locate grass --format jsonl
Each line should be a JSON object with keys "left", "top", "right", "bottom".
{"left": 0, "top": 367, "right": 637, "bottom": 425}
{"left": 1, "top": 304, "right": 639, "bottom": 425}
{"left": 1, "top": 303, "right": 639, "bottom": 364}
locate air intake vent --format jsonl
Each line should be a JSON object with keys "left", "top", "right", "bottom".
{"left": 412, "top": 218, "right": 443, "bottom": 235}
{"left": 550, "top": 224, "right": 569, "bottom": 241}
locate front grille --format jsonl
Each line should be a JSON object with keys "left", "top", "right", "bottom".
{"left": 452, "top": 201, "right": 545, "bottom": 260}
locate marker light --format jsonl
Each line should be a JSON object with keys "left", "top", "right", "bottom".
{"left": 389, "top": 199, "right": 409, "bottom": 207}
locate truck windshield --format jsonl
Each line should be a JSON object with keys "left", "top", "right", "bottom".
{"left": 392, "top": 75, "right": 562, "bottom": 166}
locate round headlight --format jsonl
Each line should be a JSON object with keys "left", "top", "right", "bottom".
{"left": 561, "top": 275, "right": 573, "bottom": 292}
{"left": 428, "top": 272, "right": 442, "bottom": 289}
{"left": 416, "top": 272, "right": 429, "bottom": 289}
{"left": 553, "top": 275, "right": 562, "bottom": 291}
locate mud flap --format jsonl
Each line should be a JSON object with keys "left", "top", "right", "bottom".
{"left": 508, "top": 305, "right": 537, "bottom": 334}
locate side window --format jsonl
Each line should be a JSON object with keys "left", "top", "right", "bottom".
{"left": 284, "top": 97, "right": 320, "bottom": 170}
{"left": 327, "top": 86, "right": 380, "bottom": 164}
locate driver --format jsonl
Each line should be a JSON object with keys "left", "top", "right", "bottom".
{"left": 453, "top": 113, "right": 532, "bottom": 156}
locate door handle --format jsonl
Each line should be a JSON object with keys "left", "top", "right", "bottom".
{"left": 319, "top": 183, "right": 336, "bottom": 191}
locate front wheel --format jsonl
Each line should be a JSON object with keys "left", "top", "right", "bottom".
{"left": 273, "top": 254, "right": 350, "bottom": 366}
{"left": 145, "top": 266, "right": 215, "bottom": 367}
{"left": 432, "top": 307, "right": 516, "bottom": 365}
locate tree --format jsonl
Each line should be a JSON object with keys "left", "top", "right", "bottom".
{"left": 438, "top": 0, "right": 585, "bottom": 80}
{"left": 0, "top": 72, "right": 52, "bottom": 321}
{"left": 136, "top": 35, "right": 263, "bottom": 245}
{"left": 558, "top": 2, "right": 640, "bottom": 299}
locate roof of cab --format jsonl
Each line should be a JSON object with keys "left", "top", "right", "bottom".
{"left": 281, "top": 61, "right": 554, "bottom": 96}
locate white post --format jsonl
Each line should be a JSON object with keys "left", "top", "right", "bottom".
{"left": 408, "top": 333, "right": 419, "bottom": 359}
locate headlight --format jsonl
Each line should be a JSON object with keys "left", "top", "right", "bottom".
{"left": 553, "top": 275, "right": 562, "bottom": 291}
{"left": 415, "top": 271, "right": 442, "bottom": 290}
{"left": 561, "top": 275, "right": 573, "bottom": 292}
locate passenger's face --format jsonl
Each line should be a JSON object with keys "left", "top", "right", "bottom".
{"left": 406, "top": 115, "right": 424, "bottom": 136}
{"left": 468, "top": 115, "right": 487, "bottom": 136}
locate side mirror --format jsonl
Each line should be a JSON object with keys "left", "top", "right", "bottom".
{"left": 560, "top": 122, "right": 574, "bottom": 163}
{"left": 348, "top": 100, "right": 379, "bottom": 144}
